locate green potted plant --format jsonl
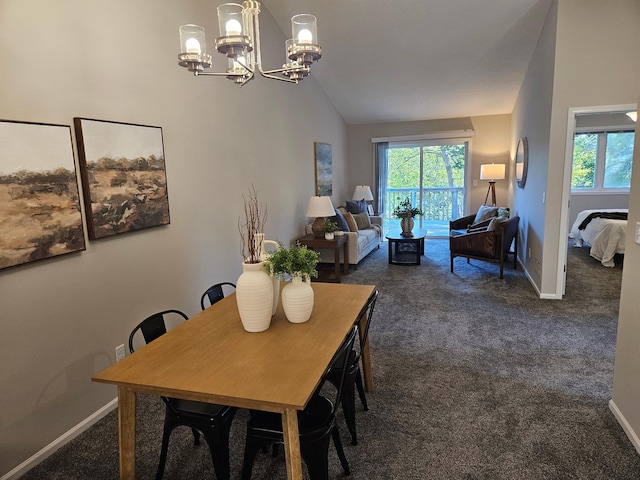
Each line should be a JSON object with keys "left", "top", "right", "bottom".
{"left": 323, "top": 219, "right": 339, "bottom": 239}
{"left": 392, "top": 197, "right": 424, "bottom": 219}
{"left": 265, "top": 243, "right": 320, "bottom": 323}
{"left": 265, "top": 242, "right": 320, "bottom": 281}
{"left": 392, "top": 197, "right": 424, "bottom": 237}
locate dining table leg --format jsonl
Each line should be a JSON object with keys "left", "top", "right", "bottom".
{"left": 281, "top": 408, "right": 303, "bottom": 480}
{"left": 118, "top": 386, "right": 136, "bottom": 480}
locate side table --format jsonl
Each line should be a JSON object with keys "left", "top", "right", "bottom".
{"left": 296, "top": 234, "right": 349, "bottom": 283}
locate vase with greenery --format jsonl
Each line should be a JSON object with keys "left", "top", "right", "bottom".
{"left": 236, "top": 186, "right": 273, "bottom": 332}
{"left": 265, "top": 243, "right": 319, "bottom": 323}
{"left": 393, "top": 197, "right": 424, "bottom": 237}
{"left": 323, "top": 219, "right": 339, "bottom": 239}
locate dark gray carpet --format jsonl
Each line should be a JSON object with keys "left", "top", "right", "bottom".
{"left": 21, "top": 240, "right": 640, "bottom": 479}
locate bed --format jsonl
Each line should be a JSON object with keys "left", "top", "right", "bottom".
{"left": 569, "top": 208, "right": 628, "bottom": 267}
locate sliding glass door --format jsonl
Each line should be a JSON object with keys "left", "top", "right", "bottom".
{"left": 383, "top": 140, "right": 468, "bottom": 237}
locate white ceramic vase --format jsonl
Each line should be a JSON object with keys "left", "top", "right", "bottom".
{"left": 236, "top": 260, "right": 273, "bottom": 332}
{"left": 325, "top": 232, "right": 335, "bottom": 240}
{"left": 281, "top": 275, "right": 314, "bottom": 323}
{"left": 256, "top": 233, "right": 281, "bottom": 315}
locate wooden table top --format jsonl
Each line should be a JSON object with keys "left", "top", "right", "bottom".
{"left": 92, "top": 282, "right": 376, "bottom": 413}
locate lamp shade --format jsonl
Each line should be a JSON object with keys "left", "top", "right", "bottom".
{"left": 305, "top": 196, "right": 335, "bottom": 217}
{"left": 352, "top": 185, "right": 374, "bottom": 201}
{"left": 480, "top": 163, "right": 506, "bottom": 181}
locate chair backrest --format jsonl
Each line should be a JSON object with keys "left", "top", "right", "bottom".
{"left": 326, "top": 326, "right": 358, "bottom": 409}
{"left": 501, "top": 216, "right": 520, "bottom": 255}
{"left": 128, "top": 309, "right": 189, "bottom": 353}
{"left": 355, "top": 290, "right": 378, "bottom": 356}
{"left": 200, "top": 282, "right": 236, "bottom": 310}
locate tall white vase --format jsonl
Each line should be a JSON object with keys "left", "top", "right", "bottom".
{"left": 281, "top": 275, "right": 314, "bottom": 324}
{"left": 236, "top": 261, "right": 273, "bottom": 332}
{"left": 258, "top": 234, "right": 281, "bottom": 316}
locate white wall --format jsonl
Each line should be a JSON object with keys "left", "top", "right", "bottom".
{"left": 0, "top": 0, "right": 347, "bottom": 476}
{"left": 611, "top": 73, "right": 640, "bottom": 454}
{"left": 512, "top": 0, "right": 639, "bottom": 296}
{"left": 511, "top": 0, "right": 557, "bottom": 289}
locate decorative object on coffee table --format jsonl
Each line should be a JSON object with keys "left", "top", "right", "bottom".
{"left": 392, "top": 197, "right": 424, "bottom": 237}
{"left": 236, "top": 186, "right": 273, "bottom": 332}
{"left": 306, "top": 195, "right": 335, "bottom": 238}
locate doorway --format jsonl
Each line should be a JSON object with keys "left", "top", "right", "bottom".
{"left": 557, "top": 104, "right": 636, "bottom": 296}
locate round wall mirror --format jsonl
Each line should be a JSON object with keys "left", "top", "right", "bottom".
{"left": 515, "top": 137, "right": 528, "bottom": 189}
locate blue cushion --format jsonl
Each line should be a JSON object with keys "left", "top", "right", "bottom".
{"left": 331, "top": 209, "right": 350, "bottom": 232}
{"left": 346, "top": 199, "right": 367, "bottom": 214}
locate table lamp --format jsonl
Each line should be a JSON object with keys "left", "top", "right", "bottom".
{"left": 480, "top": 163, "right": 505, "bottom": 206}
{"left": 306, "top": 196, "right": 335, "bottom": 238}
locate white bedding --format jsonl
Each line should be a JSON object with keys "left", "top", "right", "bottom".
{"left": 569, "top": 209, "right": 628, "bottom": 267}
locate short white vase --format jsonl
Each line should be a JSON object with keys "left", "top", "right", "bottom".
{"left": 236, "top": 260, "right": 273, "bottom": 332}
{"left": 281, "top": 275, "right": 314, "bottom": 324}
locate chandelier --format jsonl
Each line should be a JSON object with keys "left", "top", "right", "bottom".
{"left": 178, "top": 1, "right": 321, "bottom": 86}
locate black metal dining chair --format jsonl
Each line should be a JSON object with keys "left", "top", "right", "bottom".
{"left": 240, "top": 327, "right": 357, "bottom": 480}
{"left": 128, "top": 309, "right": 238, "bottom": 480}
{"left": 326, "top": 289, "right": 378, "bottom": 445}
{"left": 200, "top": 282, "right": 236, "bottom": 310}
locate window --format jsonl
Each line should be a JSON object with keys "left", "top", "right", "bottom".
{"left": 382, "top": 140, "right": 468, "bottom": 237}
{"left": 571, "top": 130, "right": 634, "bottom": 192}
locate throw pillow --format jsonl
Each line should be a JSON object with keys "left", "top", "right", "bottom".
{"left": 343, "top": 212, "right": 359, "bottom": 232}
{"left": 346, "top": 199, "right": 367, "bottom": 214}
{"left": 498, "top": 207, "right": 510, "bottom": 219}
{"left": 331, "top": 209, "right": 350, "bottom": 232}
{"left": 353, "top": 211, "right": 372, "bottom": 230}
{"left": 467, "top": 218, "right": 493, "bottom": 231}
{"left": 474, "top": 205, "right": 499, "bottom": 224}
{"left": 488, "top": 217, "right": 505, "bottom": 231}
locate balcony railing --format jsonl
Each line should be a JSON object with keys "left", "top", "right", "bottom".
{"left": 384, "top": 187, "right": 465, "bottom": 221}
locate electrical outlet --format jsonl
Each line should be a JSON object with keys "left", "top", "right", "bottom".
{"left": 115, "top": 344, "right": 126, "bottom": 362}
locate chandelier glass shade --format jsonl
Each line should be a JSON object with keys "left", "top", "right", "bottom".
{"left": 178, "top": 1, "right": 321, "bottom": 86}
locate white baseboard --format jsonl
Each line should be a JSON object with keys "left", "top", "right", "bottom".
{"left": 609, "top": 399, "right": 640, "bottom": 455}
{"left": 0, "top": 398, "right": 118, "bottom": 480}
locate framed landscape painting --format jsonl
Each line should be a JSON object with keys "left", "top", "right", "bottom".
{"left": 0, "top": 120, "right": 86, "bottom": 271}
{"left": 314, "top": 142, "right": 332, "bottom": 196}
{"left": 74, "top": 118, "right": 171, "bottom": 240}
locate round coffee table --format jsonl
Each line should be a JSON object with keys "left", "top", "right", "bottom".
{"left": 386, "top": 229, "right": 427, "bottom": 265}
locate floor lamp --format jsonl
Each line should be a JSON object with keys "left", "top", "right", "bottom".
{"left": 480, "top": 163, "right": 505, "bottom": 206}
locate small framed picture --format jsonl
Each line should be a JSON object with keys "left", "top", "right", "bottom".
{"left": 367, "top": 204, "right": 374, "bottom": 216}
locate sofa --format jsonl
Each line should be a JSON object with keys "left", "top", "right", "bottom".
{"left": 305, "top": 200, "right": 383, "bottom": 269}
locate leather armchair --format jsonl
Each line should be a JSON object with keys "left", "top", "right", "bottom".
{"left": 449, "top": 214, "right": 520, "bottom": 279}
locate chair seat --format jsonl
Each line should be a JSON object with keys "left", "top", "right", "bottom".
{"left": 248, "top": 396, "right": 334, "bottom": 436}
{"left": 168, "top": 398, "right": 234, "bottom": 420}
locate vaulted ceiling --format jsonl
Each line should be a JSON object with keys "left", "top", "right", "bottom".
{"left": 263, "top": 0, "right": 553, "bottom": 125}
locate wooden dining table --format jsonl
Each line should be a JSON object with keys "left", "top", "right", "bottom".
{"left": 92, "top": 282, "right": 377, "bottom": 480}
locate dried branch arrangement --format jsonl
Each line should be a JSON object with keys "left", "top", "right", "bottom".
{"left": 239, "top": 185, "right": 268, "bottom": 263}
